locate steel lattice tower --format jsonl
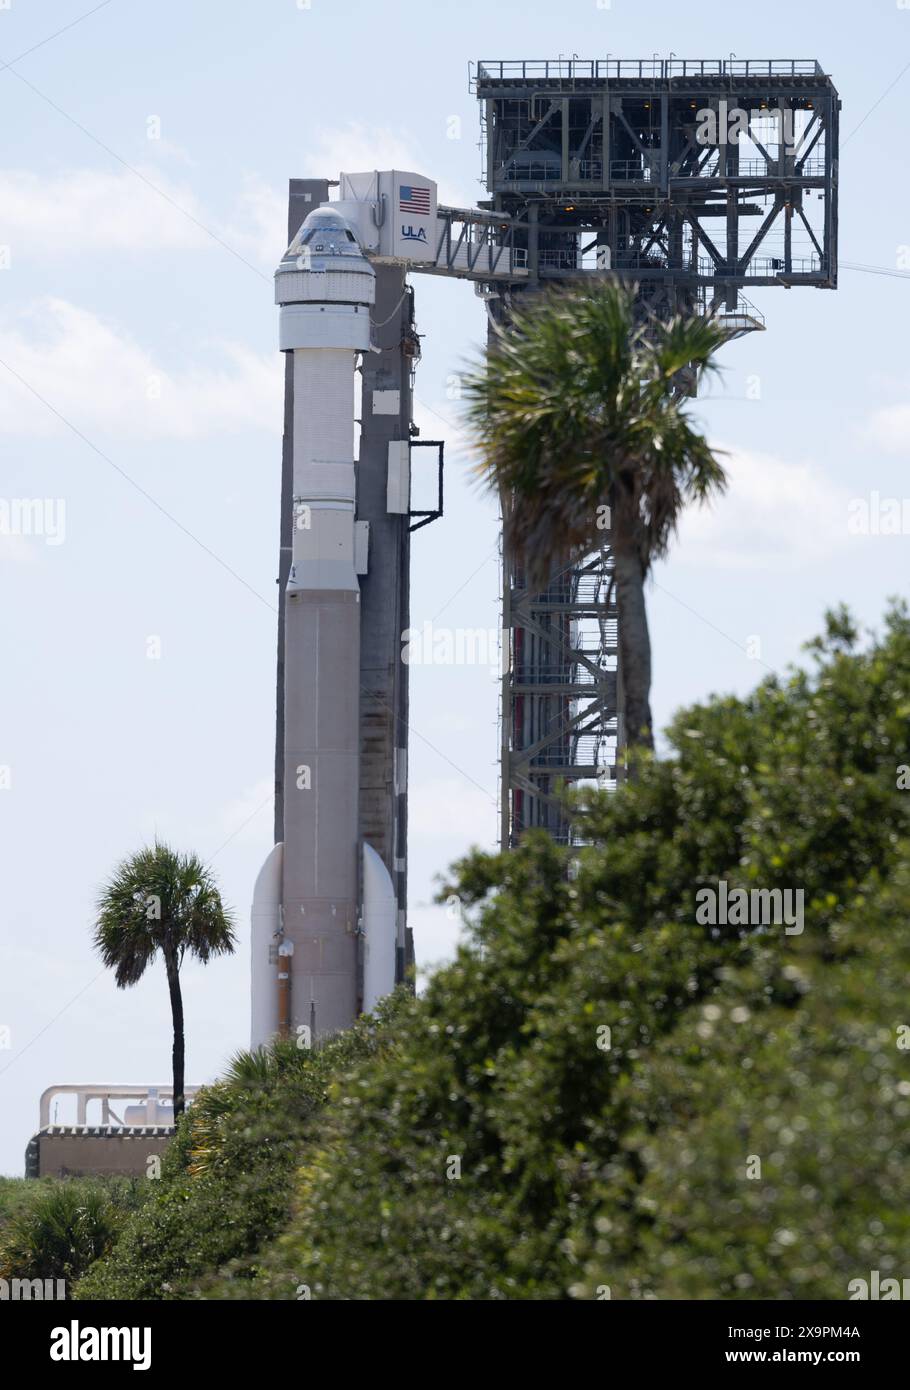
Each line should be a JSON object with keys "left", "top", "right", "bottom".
{"left": 473, "top": 57, "right": 839, "bottom": 846}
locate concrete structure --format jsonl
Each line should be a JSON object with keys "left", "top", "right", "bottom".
{"left": 26, "top": 1085, "right": 199, "bottom": 1178}
{"left": 38, "top": 1083, "right": 200, "bottom": 1128}
{"left": 27, "top": 1127, "right": 176, "bottom": 1180}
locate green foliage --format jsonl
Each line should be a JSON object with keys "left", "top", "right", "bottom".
{"left": 0, "top": 1177, "right": 44, "bottom": 1234}
{"left": 568, "top": 877, "right": 910, "bottom": 1298}
{"left": 74, "top": 1020, "right": 388, "bottom": 1300}
{"left": 231, "top": 602, "right": 910, "bottom": 1299}
{"left": 93, "top": 841, "right": 236, "bottom": 987}
{"left": 78, "top": 604, "right": 910, "bottom": 1299}
{"left": 461, "top": 280, "right": 727, "bottom": 584}
{"left": 0, "top": 1179, "right": 141, "bottom": 1287}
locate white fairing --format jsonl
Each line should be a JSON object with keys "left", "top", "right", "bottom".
{"left": 362, "top": 842, "right": 397, "bottom": 1013}
{"left": 290, "top": 348, "right": 358, "bottom": 592}
{"left": 250, "top": 841, "right": 283, "bottom": 1049}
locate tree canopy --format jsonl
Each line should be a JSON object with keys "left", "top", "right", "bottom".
{"left": 77, "top": 603, "right": 910, "bottom": 1300}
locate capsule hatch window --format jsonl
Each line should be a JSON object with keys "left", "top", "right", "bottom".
{"left": 299, "top": 228, "right": 357, "bottom": 251}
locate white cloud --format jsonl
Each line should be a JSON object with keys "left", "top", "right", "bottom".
{"left": 302, "top": 122, "right": 472, "bottom": 209}
{"left": 0, "top": 168, "right": 212, "bottom": 256}
{"left": 0, "top": 298, "right": 281, "bottom": 438}
{"left": 673, "top": 446, "right": 851, "bottom": 569}
{"left": 302, "top": 122, "right": 421, "bottom": 182}
{"left": 0, "top": 135, "right": 471, "bottom": 272}
{"left": 153, "top": 140, "right": 199, "bottom": 169}
{"left": 864, "top": 403, "right": 910, "bottom": 454}
{"left": 222, "top": 175, "right": 288, "bottom": 265}
{"left": 0, "top": 167, "right": 291, "bottom": 268}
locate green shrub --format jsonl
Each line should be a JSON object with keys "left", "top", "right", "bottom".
{"left": 80, "top": 603, "right": 910, "bottom": 1299}
{"left": 0, "top": 1178, "right": 47, "bottom": 1234}
{"left": 75, "top": 1018, "right": 389, "bottom": 1299}
{"left": 0, "top": 1179, "right": 140, "bottom": 1288}
{"left": 567, "top": 867, "right": 910, "bottom": 1298}
{"left": 224, "top": 603, "right": 910, "bottom": 1299}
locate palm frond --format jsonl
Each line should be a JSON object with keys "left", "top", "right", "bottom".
{"left": 461, "top": 279, "right": 727, "bottom": 585}
{"left": 93, "top": 842, "right": 236, "bottom": 987}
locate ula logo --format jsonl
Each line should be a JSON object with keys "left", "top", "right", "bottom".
{"left": 401, "top": 225, "right": 427, "bottom": 242}
{"left": 50, "top": 1321, "right": 152, "bottom": 1371}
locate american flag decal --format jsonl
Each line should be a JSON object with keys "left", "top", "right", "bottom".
{"left": 399, "top": 185, "right": 431, "bottom": 215}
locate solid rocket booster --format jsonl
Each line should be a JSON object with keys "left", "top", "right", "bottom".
{"left": 251, "top": 207, "right": 379, "bottom": 1045}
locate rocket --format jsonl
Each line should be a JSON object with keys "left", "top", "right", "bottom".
{"left": 250, "top": 207, "right": 398, "bottom": 1047}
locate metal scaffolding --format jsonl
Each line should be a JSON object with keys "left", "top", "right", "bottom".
{"left": 472, "top": 58, "right": 839, "bottom": 847}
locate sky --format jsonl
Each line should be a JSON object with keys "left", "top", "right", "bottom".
{"left": 0, "top": 0, "right": 908, "bottom": 1175}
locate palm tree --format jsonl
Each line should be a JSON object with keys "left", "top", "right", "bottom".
{"left": 462, "top": 280, "right": 727, "bottom": 752}
{"left": 93, "top": 843, "right": 236, "bottom": 1120}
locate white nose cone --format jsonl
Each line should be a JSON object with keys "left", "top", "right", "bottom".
{"left": 275, "top": 208, "right": 376, "bottom": 353}
{"left": 277, "top": 207, "right": 375, "bottom": 278}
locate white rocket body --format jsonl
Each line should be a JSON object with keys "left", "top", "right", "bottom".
{"left": 251, "top": 208, "right": 397, "bottom": 1047}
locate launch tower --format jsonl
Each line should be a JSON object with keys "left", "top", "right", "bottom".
{"left": 252, "top": 57, "right": 839, "bottom": 1047}
{"left": 474, "top": 56, "right": 839, "bottom": 845}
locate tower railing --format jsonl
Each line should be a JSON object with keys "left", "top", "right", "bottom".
{"left": 475, "top": 59, "right": 826, "bottom": 85}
